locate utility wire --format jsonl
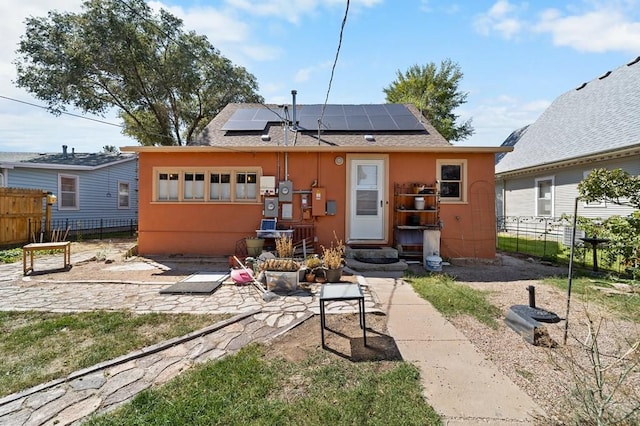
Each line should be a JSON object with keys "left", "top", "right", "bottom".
{"left": 0, "top": 95, "right": 123, "bottom": 128}
{"left": 319, "top": 0, "right": 350, "bottom": 126}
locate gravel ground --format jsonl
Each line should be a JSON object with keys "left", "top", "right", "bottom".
{"left": 440, "top": 254, "right": 640, "bottom": 424}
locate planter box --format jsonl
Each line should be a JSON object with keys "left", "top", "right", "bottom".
{"left": 265, "top": 271, "right": 298, "bottom": 292}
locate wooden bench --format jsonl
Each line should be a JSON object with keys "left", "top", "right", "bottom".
{"left": 23, "top": 241, "right": 71, "bottom": 275}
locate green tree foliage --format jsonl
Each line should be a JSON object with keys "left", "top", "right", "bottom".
{"left": 383, "top": 59, "right": 474, "bottom": 142}
{"left": 14, "top": 0, "right": 263, "bottom": 146}
{"left": 102, "top": 145, "right": 119, "bottom": 154}
{"left": 578, "top": 168, "right": 640, "bottom": 272}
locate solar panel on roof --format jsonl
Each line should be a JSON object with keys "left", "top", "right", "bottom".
{"left": 383, "top": 104, "right": 412, "bottom": 115}
{"left": 221, "top": 120, "right": 268, "bottom": 131}
{"left": 363, "top": 104, "right": 387, "bottom": 115}
{"left": 343, "top": 105, "right": 366, "bottom": 115}
{"left": 222, "top": 104, "right": 425, "bottom": 132}
{"left": 393, "top": 115, "right": 425, "bottom": 130}
{"left": 320, "top": 115, "right": 348, "bottom": 129}
{"left": 346, "top": 115, "right": 373, "bottom": 131}
{"left": 231, "top": 109, "right": 259, "bottom": 120}
{"left": 369, "top": 115, "right": 397, "bottom": 130}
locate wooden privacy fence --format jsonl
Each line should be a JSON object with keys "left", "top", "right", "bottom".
{"left": 0, "top": 187, "right": 46, "bottom": 247}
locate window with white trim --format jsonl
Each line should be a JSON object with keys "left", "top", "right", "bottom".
{"left": 154, "top": 168, "right": 261, "bottom": 203}
{"left": 58, "top": 174, "right": 79, "bottom": 210}
{"left": 535, "top": 176, "right": 554, "bottom": 217}
{"left": 118, "top": 181, "right": 130, "bottom": 209}
{"left": 437, "top": 160, "right": 466, "bottom": 202}
{"left": 184, "top": 172, "right": 205, "bottom": 201}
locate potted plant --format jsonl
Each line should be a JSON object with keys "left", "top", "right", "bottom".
{"left": 275, "top": 235, "right": 294, "bottom": 258}
{"left": 304, "top": 255, "right": 322, "bottom": 282}
{"left": 321, "top": 233, "right": 345, "bottom": 282}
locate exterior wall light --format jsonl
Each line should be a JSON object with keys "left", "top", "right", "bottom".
{"left": 364, "top": 134, "right": 375, "bottom": 142}
{"left": 261, "top": 134, "right": 271, "bottom": 141}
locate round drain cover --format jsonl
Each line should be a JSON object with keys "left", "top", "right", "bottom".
{"left": 510, "top": 305, "right": 561, "bottom": 323}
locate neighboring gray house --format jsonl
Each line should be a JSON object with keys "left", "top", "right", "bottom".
{"left": 495, "top": 57, "right": 640, "bottom": 229}
{"left": 0, "top": 146, "right": 138, "bottom": 230}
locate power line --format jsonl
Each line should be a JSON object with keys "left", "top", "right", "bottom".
{"left": 319, "top": 0, "right": 350, "bottom": 125}
{"left": 0, "top": 95, "right": 123, "bottom": 128}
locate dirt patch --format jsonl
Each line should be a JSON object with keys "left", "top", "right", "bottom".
{"left": 263, "top": 312, "right": 401, "bottom": 363}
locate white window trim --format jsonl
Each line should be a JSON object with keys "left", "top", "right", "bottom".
{"left": 436, "top": 159, "right": 467, "bottom": 203}
{"left": 152, "top": 167, "right": 262, "bottom": 203}
{"left": 582, "top": 170, "right": 605, "bottom": 208}
{"left": 58, "top": 173, "right": 79, "bottom": 211}
{"left": 535, "top": 176, "right": 554, "bottom": 217}
{"left": 0, "top": 170, "right": 5, "bottom": 187}
{"left": 117, "top": 180, "right": 131, "bottom": 209}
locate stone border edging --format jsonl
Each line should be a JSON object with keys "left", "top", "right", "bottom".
{"left": 0, "top": 309, "right": 261, "bottom": 407}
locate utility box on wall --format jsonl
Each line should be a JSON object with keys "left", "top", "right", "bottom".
{"left": 278, "top": 181, "right": 293, "bottom": 202}
{"left": 264, "top": 197, "right": 279, "bottom": 218}
{"left": 312, "top": 188, "right": 326, "bottom": 216}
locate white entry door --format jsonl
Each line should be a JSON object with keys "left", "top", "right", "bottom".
{"left": 348, "top": 159, "right": 385, "bottom": 240}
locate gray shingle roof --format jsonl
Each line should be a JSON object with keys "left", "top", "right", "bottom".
{"left": 0, "top": 151, "right": 135, "bottom": 168}
{"left": 495, "top": 57, "right": 640, "bottom": 174}
{"left": 192, "top": 103, "right": 451, "bottom": 149}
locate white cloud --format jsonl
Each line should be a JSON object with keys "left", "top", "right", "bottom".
{"left": 473, "top": 0, "right": 525, "bottom": 39}
{"left": 534, "top": 8, "right": 640, "bottom": 53}
{"left": 475, "top": 1, "right": 640, "bottom": 53}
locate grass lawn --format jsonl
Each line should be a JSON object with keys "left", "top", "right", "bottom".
{"left": 404, "top": 273, "right": 502, "bottom": 328}
{"left": 84, "top": 344, "right": 441, "bottom": 426}
{"left": 0, "top": 311, "right": 230, "bottom": 397}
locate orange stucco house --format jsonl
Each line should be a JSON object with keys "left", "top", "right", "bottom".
{"left": 123, "top": 101, "right": 510, "bottom": 260}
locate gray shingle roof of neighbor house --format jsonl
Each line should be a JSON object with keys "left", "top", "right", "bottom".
{"left": 495, "top": 56, "right": 640, "bottom": 175}
{"left": 191, "top": 102, "right": 453, "bottom": 150}
{"left": 0, "top": 148, "right": 136, "bottom": 170}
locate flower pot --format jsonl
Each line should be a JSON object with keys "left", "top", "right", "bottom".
{"left": 245, "top": 238, "right": 264, "bottom": 256}
{"left": 325, "top": 267, "right": 343, "bottom": 283}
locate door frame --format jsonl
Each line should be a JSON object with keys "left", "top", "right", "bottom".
{"left": 345, "top": 153, "right": 389, "bottom": 244}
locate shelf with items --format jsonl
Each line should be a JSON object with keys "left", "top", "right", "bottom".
{"left": 394, "top": 182, "right": 440, "bottom": 258}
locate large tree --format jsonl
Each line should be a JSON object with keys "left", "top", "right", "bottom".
{"left": 14, "top": 0, "right": 263, "bottom": 146}
{"left": 383, "top": 59, "right": 473, "bottom": 142}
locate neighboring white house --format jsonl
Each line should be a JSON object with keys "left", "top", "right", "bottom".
{"left": 495, "top": 57, "right": 640, "bottom": 228}
{"left": 0, "top": 146, "right": 138, "bottom": 229}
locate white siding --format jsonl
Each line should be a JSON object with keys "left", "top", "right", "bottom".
{"left": 501, "top": 155, "right": 638, "bottom": 219}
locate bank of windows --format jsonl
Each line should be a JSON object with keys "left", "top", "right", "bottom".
{"left": 437, "top": 160, "right": 466, "bottom": 202}
{"left": 156, "top": 169, "right": 259, "bottom": 202}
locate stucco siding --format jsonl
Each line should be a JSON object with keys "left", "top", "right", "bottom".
{"left": 136, "top": 151, "right": 498, "bottom": 259}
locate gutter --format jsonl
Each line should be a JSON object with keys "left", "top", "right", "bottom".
{"left": 121, "top": 145, "right": 513, "bottom": 154}
{"left": 495, "top": 144, "right": 640, "bottom": 179}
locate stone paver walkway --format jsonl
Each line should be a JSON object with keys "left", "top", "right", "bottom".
{"left": 0, "top": 251, "right": 378, "bottom": 425}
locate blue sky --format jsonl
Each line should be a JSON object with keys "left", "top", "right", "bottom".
{"left": 1, "top": 0, "right": 639, "bottom": 153}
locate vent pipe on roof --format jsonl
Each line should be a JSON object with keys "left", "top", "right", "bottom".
{"left": 62, "top": 145, "right": 68, "bottom": 158}
{"left": 291, "top": 90, "right": 297, "bottom": 130}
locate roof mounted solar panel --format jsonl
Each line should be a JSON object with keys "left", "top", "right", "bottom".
{"left": 392, "top": 115, "right": 425, "bottom": 130}
{"left": 346, "top": 115, "right": 373, "bottom": 131}
{"left": 222, "top": 108, "right": 283, "bottom": 131}
{"left": 222, "top": 120, "right": 268, "bottom": 131}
